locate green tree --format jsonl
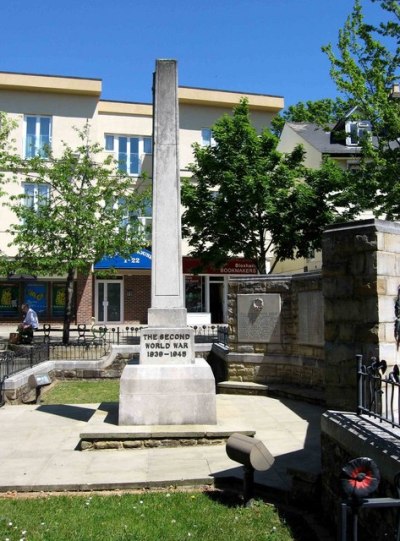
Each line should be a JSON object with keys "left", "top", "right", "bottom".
{"left": 0, "top": 112, "right": 20, "bottom": 196}
{"left": 322, "top": 0, "right": 400, "bottom": 217}
{"left": 2, "top": 125, "right": 150, "bottom": 343}
{"left": 182, "top": 99, "right": 353, "bottom": 274}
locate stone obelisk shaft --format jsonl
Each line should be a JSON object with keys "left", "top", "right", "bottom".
{"left": 118, "top": 59, "right": 216, "bottom": 425}
{"left": 147, "top": 59, "right": 186, "bottom": 328}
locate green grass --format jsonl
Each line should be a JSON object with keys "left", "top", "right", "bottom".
{"left": 0, "top": 491, "right": 295, "bottom": 541}
{"left": 40, "top": 380, "right": 120, "bottom": 404}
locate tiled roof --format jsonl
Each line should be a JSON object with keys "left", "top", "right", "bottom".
{"left": 286, "top": 122, "right": 362, "bottom": 155}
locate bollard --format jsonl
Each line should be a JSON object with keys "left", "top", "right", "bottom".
{"left": 226, "top": 433, "right": 275, "bottom": 503}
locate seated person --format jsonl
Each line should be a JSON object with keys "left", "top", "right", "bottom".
{"left": 18, "top": 303, "right": 39, "bottom": 344}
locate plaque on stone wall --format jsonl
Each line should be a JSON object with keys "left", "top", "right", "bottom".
{"left": 297, "top": 291, "right": 324, "bottom": 346}
{"left": 237, "top": 294, "right": 281, "bottom": 343}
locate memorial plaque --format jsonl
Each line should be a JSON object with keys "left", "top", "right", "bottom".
{"left": 140, "top": 327, "right": 195, "bottom": 364}
{"left": 237, "top": 294, "right": 281, "bottom": 343}
{"left": 297, "top": 291, "right": 324, "bottom": 346}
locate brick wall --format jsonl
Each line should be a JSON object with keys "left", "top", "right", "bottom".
{"left": 124, "top": 274, "right": 151, "bottom": 324}
{"left": 76, "top": 270, "right": 93, "bottom": 325}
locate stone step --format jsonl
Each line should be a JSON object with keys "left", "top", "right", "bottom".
{"left": 80, "top": 427, "right": 256, "bottom": 451}
{"left": 217, "top": 380, "right": 325, "bottom": 405}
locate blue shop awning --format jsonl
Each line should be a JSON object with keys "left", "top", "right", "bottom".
{"left": 94, "top": 249, "right": 152, "bottom": 270}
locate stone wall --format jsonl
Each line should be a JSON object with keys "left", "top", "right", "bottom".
{"left": 323, "top": 219, "right": 400, "bottom": 410}
{"left": 321, "top": 219, "right": 400, "bottom": 537}
{"left": 227, "top": 272, "right": 324, "bottom": 389}
{"left": 321, "top": 411, "right": 400, "bottom": 539}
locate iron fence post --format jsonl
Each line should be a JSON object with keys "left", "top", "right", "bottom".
{"left": 339, "top": 501, "right": 348, "bottom": 541}
{"left": 356, "top": 354, "right": 363, "bottom": 415}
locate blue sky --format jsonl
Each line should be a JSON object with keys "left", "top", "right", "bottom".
{"left": 0, "top": 0, "right": 387, "bottom": 109}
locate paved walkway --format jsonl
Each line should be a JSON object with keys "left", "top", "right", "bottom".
{"left": 0, "top": 394, "right": 324, "bottom": 493}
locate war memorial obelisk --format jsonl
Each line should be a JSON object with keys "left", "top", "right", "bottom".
{"left": 119, "top": 60, "right": 217, "bottom": 425}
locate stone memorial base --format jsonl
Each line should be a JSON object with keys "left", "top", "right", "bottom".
{"left": 118, "top": 358, "right": 217, "bottom": 425}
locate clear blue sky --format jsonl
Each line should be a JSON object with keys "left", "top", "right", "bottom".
{"left": 0, "top": 0, "right": 387, "bottom": 109}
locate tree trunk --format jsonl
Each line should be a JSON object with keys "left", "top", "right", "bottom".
{"left": 63, "top": 267, "right": 75, "bottom": 345}
{"left": 257, "top": 238, "right": 271, "bottom": 274}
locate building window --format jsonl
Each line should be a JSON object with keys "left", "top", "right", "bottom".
{"left": 24, "top": 183, "right": 50, "bottom": 211}
{"left": 345, "top": 121, "right": 372, "bottom": 147}
{"left": 201, "top": 128, "right": 215, "bottom": 147}
{"left": 104, "top": 134, "right": 114, "bottom": 151}
{"left": 119, "top": 198, "right": 152, "bottom": 242}
{"left": 185, "top": 275, "right": 205, "bottom": 312}
{"left": 104, "top": 135, "right": 152, "bottom": 175}
{"left": 25, "top": 116, "right": 51, "bottom": 158}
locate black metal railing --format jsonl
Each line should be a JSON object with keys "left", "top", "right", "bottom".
{"left": 34, "top": 323, "right": 228, "bottom": 347}
{"left": 0, "top": 324, "right": 229, "bottom": 406}
{"left": 0, "top": 344, "right": 49, "bottom": 406}
{"left": 357, "top": 354, "right": 400, "bottom": 429}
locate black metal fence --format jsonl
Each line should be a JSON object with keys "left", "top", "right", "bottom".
{"left": 0, "top": 344, "right": 49, "bottom": 406}
{"left": 0, "top": 323, "right": 228, "bottom": 405}
{"left": 357, "top": 354, "right": 400, "bottom": 429}
{"left": 34, "top": 323, "right": 228, "bottom": 347}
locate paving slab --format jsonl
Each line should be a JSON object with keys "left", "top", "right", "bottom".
{"left": 0, "top": 394, "right": 324, "bottom": 493}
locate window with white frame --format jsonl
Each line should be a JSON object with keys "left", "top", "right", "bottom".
{"left": 345, "top": 120, "right": 372, "bottom": 147}
{"left": 201, "top": 128, "right": 216, "bottom": 147}
{"left": 118, "top": 197, "right": 152, "bottom": 242}
{"left": 104, "top": 135, "right": 152, "bottom": 175}
{"left": 24, "top": 183, "right": 50, "bottom": 211}
{"left": 25, "top": 116, "right": 51, "bottom": 158}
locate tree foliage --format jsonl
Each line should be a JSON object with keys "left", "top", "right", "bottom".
{"left": 0, "top": 112, "right": 20, "bottom": 198}
{"left": 182, "top": 99, "right": 353, "bottom": 274}
{"left": 2, "top": 124, "right": 150, "bottom": 342}
{"left": 322, "top": 0, "right": 400, "bottom": 218}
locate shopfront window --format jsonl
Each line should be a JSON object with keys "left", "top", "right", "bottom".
{"left": 185, "top": 275, "right": 205, "bottom": 312}
{"left": 52, "top": 283, "right": 66, "bottom": 317}
{"left": 0, "top": 284, "right": 19, "bottom": 316}
{"left": 23, "top": 282, "right": 47, "bottom": 317}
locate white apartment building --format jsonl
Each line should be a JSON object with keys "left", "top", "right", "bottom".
{"left": 0, "top": 71, "right": 283, "bottom": 325}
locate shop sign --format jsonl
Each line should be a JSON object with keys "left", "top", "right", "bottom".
{"left": 94, "top": 249, "right": 152, "bottom": 270}
{"left": 182, "top": 257, "right": 257, "bottom": 275}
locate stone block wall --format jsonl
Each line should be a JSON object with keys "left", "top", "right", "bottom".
{"left": 323, "top": 219, "right": 400, "bottom": 410}
{"left": 227, "top": 272, "right": 324, "bottom": 389}
{"left": 321, "top": 411, "right": 400, "bottom": 539}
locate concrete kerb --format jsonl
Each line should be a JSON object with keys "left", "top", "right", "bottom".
{"left": 3, "top": 345, "right": 139, "bottom": 393}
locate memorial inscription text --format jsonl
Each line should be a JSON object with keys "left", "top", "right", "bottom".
{"left": 142, "top": 332, "right": 190, "bottom": 359}
{"left": 237, "top": 293, "right": 281, "bottom": 343}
